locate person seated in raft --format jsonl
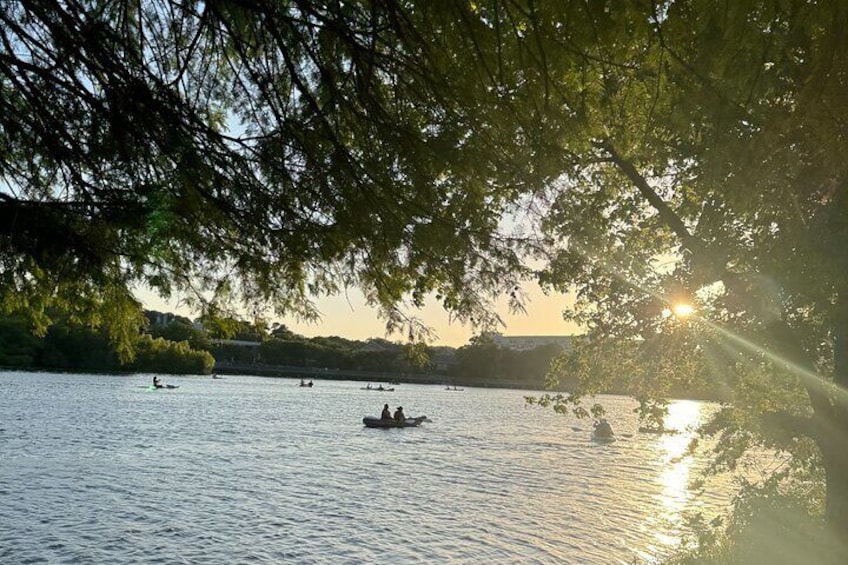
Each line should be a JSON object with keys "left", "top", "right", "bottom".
{"left": 381, "top": 403, "right": 392, "bottom": 420}
{"left": 393, "top": 406, "right": 406, "bottom": 423}
{"left": 378, "top": 384, "right": 384, "bottom": 391}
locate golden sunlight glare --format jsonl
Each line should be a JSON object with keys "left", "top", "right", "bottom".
{"left": 671, "top": 303, "right": 695, "bottom": 318}
{"left": 653, "top": 401, "right": 704, "bottom": 549}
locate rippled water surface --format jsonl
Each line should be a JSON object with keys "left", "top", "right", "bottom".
{"left": 1, "top": 371, "right": 733, "bottom": 564}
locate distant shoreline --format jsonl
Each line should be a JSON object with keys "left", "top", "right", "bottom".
{"left": 211, "top": 362, "right": 551, "bottom": 391}
{"left": 0, "top": 364, "right": 721, "bottom": 401}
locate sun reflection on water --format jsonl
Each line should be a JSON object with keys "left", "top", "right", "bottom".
{"left": 652, "top": 400, "right": 705, "bottom": 550}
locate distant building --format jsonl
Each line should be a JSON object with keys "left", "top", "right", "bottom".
{"left": 210, "top": 339, "right": 262, "bottom": 348}
{"left": 484, "top": 332, "right": 575, "bottom": 352}
{"left": 150, "top": 312, "right": 178, "bottom": 326}
{"left": 357, "top": 339, "right": 400, "bottom": 353}
{"left": 429, "top": 347, "right": 457, "bottom": 373}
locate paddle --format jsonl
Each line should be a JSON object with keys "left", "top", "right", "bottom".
{"left": 570, "top": 425, "right": 632, "bottom": 439}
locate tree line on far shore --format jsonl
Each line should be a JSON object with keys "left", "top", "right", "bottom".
{"left": 0, "top": 311, "right": 214, "bottom": 375}
{"left": 0, "top": 308, "right": 722, "bottom": 397}
{"left": 0, "top": 309, "right": 577, "bottom": 389}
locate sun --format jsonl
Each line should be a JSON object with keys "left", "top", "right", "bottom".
{"left": 671, "top": 303, "right": 695, "bottom": 318}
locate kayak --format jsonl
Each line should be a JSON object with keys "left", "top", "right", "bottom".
{"left": 592, "top": 432, "right": 616, "bottom": 443}
{"left": 363, "top": 416, "right": 426, "bottom": 428}
{"left": 360, "top": 387, "right": 394, "bottom": 392}
{"left": 147, "top": 384, "right": 180, "bottom": 390}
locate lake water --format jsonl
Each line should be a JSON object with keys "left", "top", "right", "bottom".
{"left": 0, "top": 371, "right": 735, "bottom": 564}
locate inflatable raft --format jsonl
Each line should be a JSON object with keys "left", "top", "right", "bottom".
{"left": 363, "top": 416, "right": 426, "bottom": 428}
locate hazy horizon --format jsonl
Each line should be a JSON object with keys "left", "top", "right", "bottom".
{"left": 136, "top": 284, "right": 582, "bottom": 348}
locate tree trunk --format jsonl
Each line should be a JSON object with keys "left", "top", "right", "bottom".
{"left": 820, "top": 429, "right": 848, "bottom": 534}
{"left": 813, "top": 410, "right": 848, "bottom": 564}
{"left": 768, "top": 316, "right": 848, "bottom": 550}
{"left": 823, "top": 296, "right": 848, "bottom": 540}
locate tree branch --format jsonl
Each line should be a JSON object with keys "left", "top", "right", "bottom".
{"left": 602, "top": 141, "right": 705, "bottom": 258}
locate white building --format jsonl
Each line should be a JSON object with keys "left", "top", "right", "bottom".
{"left": 210, "top": 339, "right": 262, "bottom": 348}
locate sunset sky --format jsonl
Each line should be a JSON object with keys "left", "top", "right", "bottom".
{"left": 138, "top": 284, "right": 582, "bottom": 348}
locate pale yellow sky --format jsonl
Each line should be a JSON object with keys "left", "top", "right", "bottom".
{"left": 137, "top": 284, "right": 581, "bottom": 347}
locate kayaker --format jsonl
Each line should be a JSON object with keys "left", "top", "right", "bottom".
{"left": 381, "top": 404, "right": 392, "bottom": 420}
{"left": 393, "top": 406, "right": 406, "bottom": 422}
{"left": 594, "top": 419, "right": 613, "bottom": 438}
{"left": 152, "top": 376, "right": 162, "bottom": 389}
